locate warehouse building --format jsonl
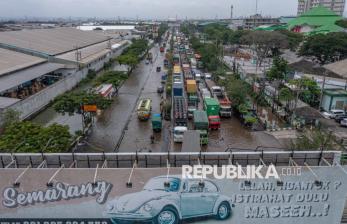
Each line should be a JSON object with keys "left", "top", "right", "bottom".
{"left": 0, "top": 28, "right": 129, "bottom": 121}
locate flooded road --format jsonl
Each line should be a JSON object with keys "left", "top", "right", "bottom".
{"left": 32, "top": 43, "right": 283, "bottom": 153}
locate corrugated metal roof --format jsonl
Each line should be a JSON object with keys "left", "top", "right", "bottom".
{"left": 0, "top": 97, "right": 20, "bottom": 109}
{"left": 0, "top": 28, "right": 111, "bottom": 56}
{"left": 0, "top": 48, "right": 46, "bottom": 76}
{"left": 324, "top": 59, "right": 347, "bottom": 79}
{"left": 288, "top": 6, "right": 343, "bottom": 33}
{"left": 0, "top": 62, "right": 64, "bottom": 93}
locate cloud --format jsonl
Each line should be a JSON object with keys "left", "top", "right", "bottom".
{"left": 0, "top": 0, "right": 345, "bottom": 19}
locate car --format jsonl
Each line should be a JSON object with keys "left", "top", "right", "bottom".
{"left": 145, "top": 60, "right": 150, "bottom": 65}
{"left": 156, "top": 67, "right": 161, "bottom": 72}
{"left": 335, "top": 114, "right": 347, "bottom": 123}
{"left": 327, "top": 109, "right": 345, "bottom": 119}
{"left": 157, "top": 86, "right": 164, "bottom": 94}
{"left": 341, "top": 118, "right": 347, "bottom": 127}
{"left": 105, "top": 176, "right": 233, "bottom": 224}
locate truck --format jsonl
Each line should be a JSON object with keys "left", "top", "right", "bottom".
{"left": 151, "top": 114, "right": 162, "bottom": 132}
{"left": 182, "top": 130, "right": 201, "bottom": 151}
{"left": 173, "top": 54, "right": 180, "bottom": 65}
{"left": 193, "top": 110, "right": 209, "bottom": 145}
{"left": 173, "top": 82, "right": 183, "bottom": 97}
{"left": 205, "top": 80, "right": 232, "bottom": 117}
{"left": 173, "top": 97, "right": 188, "bottom": 126}
{"left": 203, "top": 98, "right": 221, "bottom": 130}
{"left": 186, "top": 80, "right": 197, "bottom": 94}
{"left": 205, "top": 80, "right": 223, "bottom": 97}
{"left": 147, "top": 52, "right": 153, "bottom": 62}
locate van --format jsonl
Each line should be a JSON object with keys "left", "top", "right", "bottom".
{"left": 173, "top": 126, "right": 188, "bottom": 143}
{"left": 329, "top": 109, "right": 345, "bottom": 119}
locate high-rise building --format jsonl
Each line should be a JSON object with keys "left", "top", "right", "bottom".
{"left": 298, "top": 0, "right": 346, "bottom": 16}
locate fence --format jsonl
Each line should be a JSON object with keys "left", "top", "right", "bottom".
{"left": 0, "top": 150, "right": 340, "bottom": 169}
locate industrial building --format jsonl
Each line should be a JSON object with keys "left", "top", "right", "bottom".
{"left": 298, "top": 0, "right": 346, "bottom": 16}
{"left": 0, "top": 27, "right": 129, "bottom": 121}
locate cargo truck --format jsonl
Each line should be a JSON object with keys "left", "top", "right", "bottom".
{"left": 205, "top": 80, "right": 232, "bottom": 117}
{"left": 173, "top": 82, "right": 183, "bottom": 97}
{"left": 193, "top": 110, "right": 209, "bottom": 145}
{"left": 173, "top": 97, "right": 188, "bottom": 126}
{"left": 203, "top": 98, "right": 221, "bottom": 130}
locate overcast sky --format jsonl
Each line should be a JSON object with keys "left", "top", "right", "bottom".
{"left": 0, "top": 0, "right": 346, "bottom": 20}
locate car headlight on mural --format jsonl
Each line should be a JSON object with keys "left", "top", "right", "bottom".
{"left": 142, "top": 203, "right": 153, "bottom": 212}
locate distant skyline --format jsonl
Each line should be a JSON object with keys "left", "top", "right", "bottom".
{"left": 0, "top": 0, "right": 346, "bottom": 20}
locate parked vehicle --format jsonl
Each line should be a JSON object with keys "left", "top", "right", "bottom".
{"left": 327, "top": 109, "right": 345, "bottom": 119}
{"left": 173, "top": 126, "right": 188, "bottom": 143}
{"left": 160, "top": 46, "right": 165, "bottom": 53}
{"left": 105, "top": 176, "right": 233, "bottom": 223}
{"left": 341, "top": 118, "right": 347, "bottom": 127}
{"left": 147, "top": 52, "right": 153, "bottom": 62}
{"left": 164, "top": 59, "right": 169, "bottom": 67}
{"left": 208, "top": 115, "right": 221, "bottom": 130}
{"left": 193, "top": 110, "right": 209, "bottom": 145}
{"left": 95, "top": 84, "right": 116, "bottom": 100}
{"left": 205, "top": 80, "right": 223, "bottom": 97}
{"left": 186, "top": 80, "right": 197, "bottom": 94}
{"left": 187, "top": 101, "right": 198, "bottom": 119}
{"left": 161, "top": 74, "right": 167, "bottom": 84}
{"left": 151, "top": 114, "right": 162, "bottom": 132}
{"left": 137, "top": 99, "right": 152, "bottom": 121}
{"left": 335, "top": 114, "right": 347, "bottom": 123}
{"left": 173, "top": 97, "right": 188, "bottom": 126}
{"left": 157, "top": 86, "right": 164, "bottom": 94}
{"left": 204, "top": 98, "right": 220, "bottom": 116}
{"left": 156, "top": 66, "right": 161, "bottom": 72}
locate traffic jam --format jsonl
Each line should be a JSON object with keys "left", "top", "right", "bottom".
{"left": 136, "top": 29, "right": 234, "bottom": 152}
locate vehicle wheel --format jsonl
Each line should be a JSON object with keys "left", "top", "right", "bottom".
{"left": 154, "top": 206, "right": 179, "bottom": 224}
{"left": 215, "top": 202, "right": 231, "bottom": 220}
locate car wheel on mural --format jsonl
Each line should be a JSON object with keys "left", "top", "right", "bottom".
{"left": 105, "top": 175, "right": 233, "bottom": 223}
{"left": 154, "top": 206, "right": 179, "bottom": 224}
{"left": 215, "top": 202, "right": 231, "bottom": 220}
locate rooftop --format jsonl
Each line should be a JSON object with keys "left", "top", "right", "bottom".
{"left": 324, "top": 59, "right": 347, "bottom": 79}
{"left": 0, "top": 28, "right": 111, "bottom": 56}
{"left": 323, "top": 89, "right": 347, "bottom": 96}
{"left": 0, "top": 48, "right": 46, "bottom": 76}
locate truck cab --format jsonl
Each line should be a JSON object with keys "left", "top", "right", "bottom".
{"left": 208, "top": 115, "right": 221, "bottom": 130}
{"left": 173, "top": 126, "right": 188, "bottom": 143}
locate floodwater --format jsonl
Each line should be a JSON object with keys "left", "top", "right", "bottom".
{"left": 32, "top": 44, "right": 283, "bottom": 153}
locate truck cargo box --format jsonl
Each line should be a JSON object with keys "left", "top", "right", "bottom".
{"left": 193, "top": 110, "right": 209, "bottom": 130}
{"left": 186, "top": 80, "right": 197, "bottom": 94}
{"left": 204, "top": 98, "right": 220, "bottom": 116}
{"left": 173, "top": 82, "right": 183, "bottom": 97}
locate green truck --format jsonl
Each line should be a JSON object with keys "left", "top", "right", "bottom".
{"left": 151, "top": 114, "right": 162, "bottom": 132}
{"left": 193, "top": 110, "right": 209, "bottom": 145}
{"left": 203, "top": 98, "right": 220, "bottom": 116}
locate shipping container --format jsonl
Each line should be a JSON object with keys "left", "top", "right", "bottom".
{"left": 203, "top": 98, "right": 220, "bottom": 116}
{"left": 186, "top": 80, "right": 197, "bottom": 94}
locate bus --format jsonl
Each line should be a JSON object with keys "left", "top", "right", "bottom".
{"left": 137, "top": 99, "right": 152, "bottom": 121}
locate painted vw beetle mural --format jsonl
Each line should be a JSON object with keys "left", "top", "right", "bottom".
{"left": 105, "top": 176, "right": 233, "bottom": 224}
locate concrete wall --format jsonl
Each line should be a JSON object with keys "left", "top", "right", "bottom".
{"left": 1, "top": 44, "right": 128, "bottom": 121}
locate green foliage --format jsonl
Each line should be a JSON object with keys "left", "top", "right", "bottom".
{"left": 279, "top": 30, "right": 304, "bottom": 51}
{"left": 335, "top": 19, "right": 347, "bottom": 28}
{"left": 94, "top": 71, "right": 127, "bottom": 87}
{"left": 2, "top": 109, "right": 20, "bottom": 128}
{"left": 290, "top": 77, "right": 321, "bottom": 107}
{"left": 53, "top": 91, "right": 112, "bottom": 115}
{"left": 279, "top": 87, "right": 294, "bottom": 102}
{"left": 0, "top": 121, "right": 71, "bottom": 153}
{"left": 244, "top": 116, "right": 258, "bottom": 124}
{"left": 267, "top": 56, "right": 289, "bottom": 81}
{"left": 117, "top": 39, "right": 148, "bottom": 70}
{"left": 224, "top": 77, "right": 248, "bottom": 107}
{"left": 299, "top": 32, "right": 347, "bottom": 64}
{"left": 241, "top": 31, "right": 288, "bottom": 65}
{"left": 291, "top": 129, "right": 336, "bottom": 151}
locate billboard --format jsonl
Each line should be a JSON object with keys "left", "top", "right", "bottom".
{"left": 0, "top": 166, "right": 346, "bottom": 224}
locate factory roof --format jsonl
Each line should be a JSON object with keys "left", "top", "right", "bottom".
{"left": 0, "top": 28, "right": 111, "bottom": 56}
{"left": 0, "top": 62, "right": 64, "bottom": 93}
{"left": 0, "top": 48, "right": 46, "bottom": 76}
